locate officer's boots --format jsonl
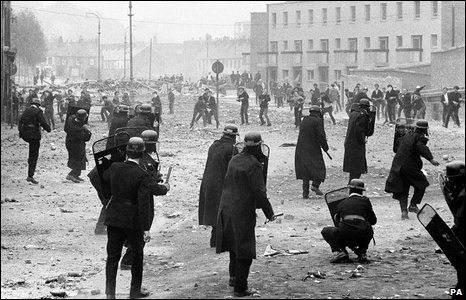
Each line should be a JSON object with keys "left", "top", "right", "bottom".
{"left": 400, "top": 198, "right": 409, "bottom": 220}
{"left": 302, "top": 181, "right": 310, "bottom": 199}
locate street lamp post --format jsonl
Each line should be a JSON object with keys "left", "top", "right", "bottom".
{"left": 128, "top": 1, "right": 134, "bottom": 83}
{"left": 86, "top": 12, "right": 101, "bottom": 81}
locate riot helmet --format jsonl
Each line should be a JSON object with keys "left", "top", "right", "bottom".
{"left": 244, "top": 132, "right": 262, "bottom": 146}
{"left": 140, "top": 104, "right": 152, "bottom": 114}
{"left": 348, "top": 179, "right": 366, "bottom": 195}
{"left": 141, "top": 130, "right": 158, "bottom": 154}
{"left": 76, "top": 109, "right": 88, "bottom": 122}
{"left": 446, "top": 161, "right": 465, "bottom": 186}
{"left": 126, "top": 137, "right": 145, "bottom": 158}
{"left": 223, "top": 124, "right": 239, "bottom": 136}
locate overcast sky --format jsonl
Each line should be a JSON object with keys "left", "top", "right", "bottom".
{"left": 34, "top": 1, "right": 278, "bottom": 43}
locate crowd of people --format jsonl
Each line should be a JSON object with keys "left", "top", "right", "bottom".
{"left": 6, "top": 69, "right": 465, "bottom": 298}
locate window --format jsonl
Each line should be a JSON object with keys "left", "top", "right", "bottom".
{"left": 348, "top": 38, "right": 358, "bottom": 51}
{"left": 365, "top": 5, "right": 370, "bottom": 21}
{"left": 350, "top": 6, "right": 356, "bottom": 22}
{"left": 76, "top": 57, "right": 80, "bottom": 65}
{"left": 307, "top": 70, "right": 314, "bottom": 81}
{"left": 62, "top": 58, "right": 67, "bottom": 65}
{"left": 381, "top": 3, "right": 387, "bottom": 21}
{"left": 334, "top": 70, "right": 342, "bottom": 80}
{"left": 414, "top": 1, "right": 421, "bottom": 18}
{"left": 396, "top": 36, "right": 403, "bottom": 47}
{"left": 335, "top": 38, "right": 341, "bottom": 49}
{"left": 320, "top": 39, "right": 329, "bottom": 51}
{"left": 296, "top": 10, "right": 301, "bottom": 26}
{"left": 397, "top": 2, "right": 403, "bottom": 19}
{"left": 432, "top": 1, "right": 438, "bottom": 16}
{"left": 283, "top": 40, "right": 288, "bottom": 51}
{"left": 308, "top": 39, "right": 314, "bottom": 50}
{"left": 308, "top": 9, "right": 314, "bottom": 25}
{"left": 431, "top": 34, "right": 438, "bottom": 48}
{"left": 283, "top": 12, "right": 288, "bottom": 27}
{"left": 272, "top": 13, "right": 277, "bottom": 27}
{"left": 336, "top": 7, "right": 341, "bottom": 24}
{"left": 322, "top": 8, "right": 327, "bottom": 25}
{"left": 294, "top": 40, "right": 302, "bottom": 52}
{"left": 412, "top": 35, "right": 422, "bottom": 49}
{"left": 283, "top": 69, "right": 289, "bottom": 79}
{"left": 365, "top": 37, "right": 370, "bottom": 49}
{"left": 89, "top": 58, "right": 95, "bottom": 66}
{"left": 270, "top": 41, "right": 278, "bottom": 52}
{"left": 379, "top": 37, "right": 389, "bottom": 50}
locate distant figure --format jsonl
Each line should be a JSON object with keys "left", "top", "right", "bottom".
{"left": 50, "top": 73, "right": 56, "bottom": 85}
{"left": 168, "top": 88, "right": 175, "bottom": 114}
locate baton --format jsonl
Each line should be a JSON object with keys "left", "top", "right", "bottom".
{"left": 165, "top": 166, "right": 172, "bottom": 184}
{"left": 325, "top": 151, "right": 333, "bottom": 160}
{"left": 264, "top": 212, "right": 284, "bottom": 225}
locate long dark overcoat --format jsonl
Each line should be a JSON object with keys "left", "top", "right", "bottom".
{"left": 295, "top": 112, "right": 329, "bottom": 181}
{"left": 343, "top": 108, "right": 371, "bottom": 174}
{"left": 198, "top": 136, "right": 237, "bottom": 226}
{"left": 216, "top": 151, "right": 274, "bottom": 259}
{"left": 65, "top": 115, "right": 91, "bottom": 171}
{"left": 385, "top": 131, "right": 433, "bottom": 197}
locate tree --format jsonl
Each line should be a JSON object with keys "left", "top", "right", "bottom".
{"left": 11, "top": 10, "right": 47, "bottom": 68}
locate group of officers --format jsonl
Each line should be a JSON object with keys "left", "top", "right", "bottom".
{"left": 15, "top": 81, "right": 464, "bottom": 298}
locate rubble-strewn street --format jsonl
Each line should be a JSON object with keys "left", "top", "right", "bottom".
{"left": 1, "top": 92, "right": 464, "bottom": 299}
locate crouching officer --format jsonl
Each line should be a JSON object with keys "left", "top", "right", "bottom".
{"left": 216, "top": 132, "right": 277, "bottom": 297}
{"left": 443, "top": 161, "right": 465, "bottom": 297}
{"left": 321, "top": 179, "right": 377, "bottom": 263}
{"left": 103, "top": 137, "right": 170, "bottom": 299}
{"left": 18, "top": 97, "right": 52, "bottom": 184}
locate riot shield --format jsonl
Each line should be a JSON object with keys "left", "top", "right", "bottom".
{"left": 417, "top": 204, "right": 465, "bottom": 270}
{"left": 92, "top": 132, "right": 130, "bottom": 200}
{"left": 324, "top": 187, "right": 350, "bottom": 226}
{"left": 393, "top": 118, "right": 416, "bottom": 153}
{"left": 234, "top": 142, "right": 270, "bottom": 185}
{"left": 438, "top": 173, "right": 454, "bottom": 215}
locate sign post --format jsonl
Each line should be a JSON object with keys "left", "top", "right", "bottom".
{"left": 212, "top": 60, "right": 224, "bottom": 127}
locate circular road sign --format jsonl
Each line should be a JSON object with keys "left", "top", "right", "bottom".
{"left": 212, "top": 61, "right": 224, "bottom": 74}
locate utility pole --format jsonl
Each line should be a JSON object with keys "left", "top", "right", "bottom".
{"left": 149, "top": 38, "right": 152, "bottom": 81}
{"left": 128, "top": 1, "right": 134, "bottom": 83}
{"left": 123, "top": 31, "right": 126, "bottom": 80}
{"left": 451, "top": 3, "right": 455, "bottom": 47}
{"left": 86, "top": 12, "right": 101, "bottom": 81}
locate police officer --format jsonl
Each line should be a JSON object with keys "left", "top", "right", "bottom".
{"left": 103, "top": 137, "right": 170, "bottom": 299}
{"left": 216, "top": 132, "right": 277, "bottom": 297}
{"left": 321, "top": 179, "right": 377, "bottom": 263}
{"left": 18, "top": 98, "right": 51, "bottom": 184}
{"left": 442, "top": 161, "right": 465, "bottom": 296}
{"left": 295, "top": 105, "right": 328, "bottom": 197}
{"left": 127, "top": 104, "right": 155, "bottom": 129}
{"left": 65, "top": 109, "right": 92, "bottom": 183}
{"left": 343, "top": 99, "right": 373, "bottom": 184}
{"left": 385, "top": 120, "right": 440, "bottom": 220}
{"left": 199, "top": 125, "right": 239, "bottom": 248}
{"left": 120, "top": 130, "right": 164, "bottom": 269}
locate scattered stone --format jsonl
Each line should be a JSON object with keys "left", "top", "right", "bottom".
{"left": 90, "top": 289, "right": 100, "bottom": 295}
{"left": 435, "top": 248, "right": 443, "bottom": 254}
{"left": 1, "top": 244, "right": 9, "bottom": 249}
{"left": 24, "top": 244, "right": 43, "bottom": 250}
{"left": 350, "top": 272, "right": 362, "bottom": 278}
{"left": 68, "top": 228, "right": 74, "bottom": 232}
{"left": 166, "top": 212, "right": 182, "bottom": 218}
{"left": 67, "top": 272, "right": 82, "bottom": 277}
{"left": 60, "top": 208, "right": 73, "bottom": 213}
{"left": 45, "top": 277, "right": 58, "bottom": 284}
{"left": 284, "top": 214, "right": 295, "bottom": 220}
{"left": 25, "top": 259, "right": 32, "bottom": 264}
{"left": 50, "top": 290, "right": 67, "bottom": 297}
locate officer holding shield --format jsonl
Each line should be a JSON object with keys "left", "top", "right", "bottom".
{"left": 321, "top": 179, "right": 377, "bottom": 263}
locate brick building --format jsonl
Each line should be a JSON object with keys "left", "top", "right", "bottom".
{"left": 251, "top": 1, "right": 464, "bottom": 90}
